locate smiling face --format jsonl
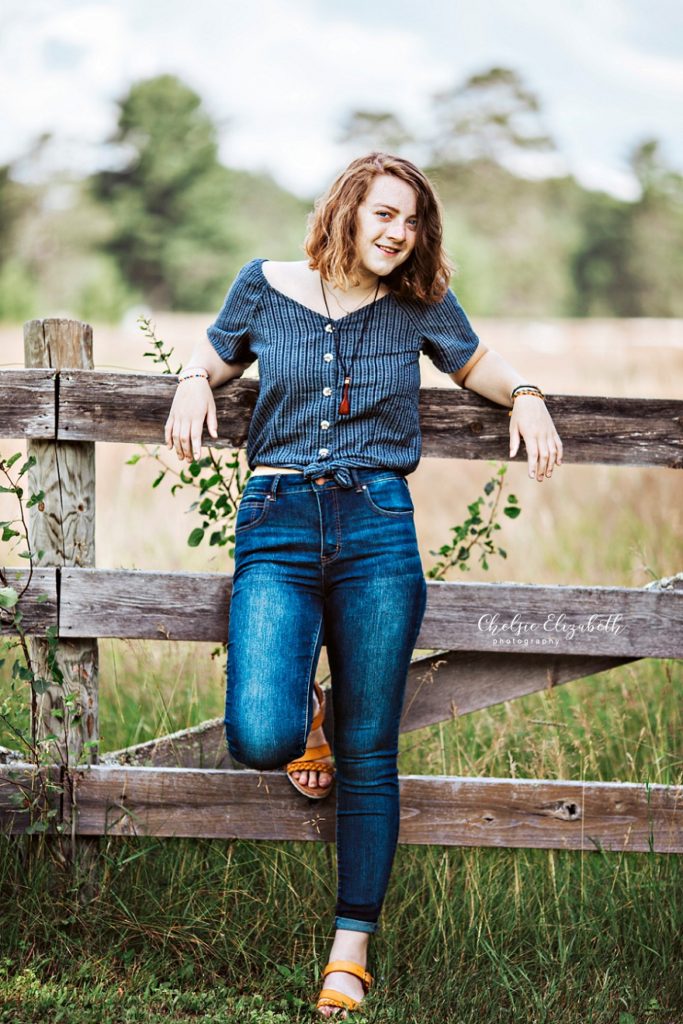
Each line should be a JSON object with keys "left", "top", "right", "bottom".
{"left": 354, "top": 174, "right": 418, "bottom": 283}
{"left": 305, "top": 153, "right": 450, "bottom": 303}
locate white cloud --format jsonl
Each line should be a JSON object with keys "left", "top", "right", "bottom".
{"left": 0, "top": 0, "right": 681, "bottom": 199}
{"left": 3, "top": 3, "right": 152, "bottom": 175}
{"left": 571, "top": 159, "right": 641, "bottom": 201}
{"left": 133, "top": 0, "right": 451, "bottom": 194}
{"left": 423, "top": 0, "right": 683, "bottom": 192}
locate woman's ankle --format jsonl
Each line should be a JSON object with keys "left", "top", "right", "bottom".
{"left": 328, "top": 927, "right": 370, "bottom": 965}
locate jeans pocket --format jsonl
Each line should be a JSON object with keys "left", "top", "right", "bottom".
{"left": 235, "top": 495, "right": 272, "bottom": 533}
{"left": 362, "top": 476, "right": 414, "bottom": 518}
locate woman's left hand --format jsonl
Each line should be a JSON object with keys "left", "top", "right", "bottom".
{"left": 509, "top": 396, "right": 563, "bottom": 482}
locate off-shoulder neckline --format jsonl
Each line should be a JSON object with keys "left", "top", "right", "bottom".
{"left": 255, "top": 258, "right": 393, "bottom": 323}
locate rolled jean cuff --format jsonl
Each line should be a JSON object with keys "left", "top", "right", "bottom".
{"left": 334, "top": 916, "right": 378, "bottom": 934}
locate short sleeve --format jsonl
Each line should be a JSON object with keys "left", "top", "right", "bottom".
{"left": 206, "top": 259, "right": 264, "bottom": 365}
{"left": 401, "top": 289, "right": 480, "bottom": 374}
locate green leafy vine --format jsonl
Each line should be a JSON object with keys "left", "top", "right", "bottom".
{"left": 0, "top": 452, "right": 70, "bottom": 837}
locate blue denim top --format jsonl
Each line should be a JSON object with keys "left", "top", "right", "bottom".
{"left": 206, "top": 258, "right": 480, "bottom": 488}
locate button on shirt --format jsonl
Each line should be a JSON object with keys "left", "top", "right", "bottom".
{"left": 206, "top": 258, "right": 481, "bottom": 489}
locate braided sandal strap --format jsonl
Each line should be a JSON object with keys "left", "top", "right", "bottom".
{"left": 286, "top": 759, "right": 335, "bottom": 775}
{"left": 316, "top": 989, "right": 360, "bottom": 1011}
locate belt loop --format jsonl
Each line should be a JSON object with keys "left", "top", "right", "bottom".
{"left": 349, "top": 467, "right": 363, "bottom": 493}
{"left": 268, "top": 474, "right": 280, "bottom": 501}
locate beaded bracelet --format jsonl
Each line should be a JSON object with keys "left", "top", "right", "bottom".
{"left": 177, "top": 371, "right": 210, "bottom": 384}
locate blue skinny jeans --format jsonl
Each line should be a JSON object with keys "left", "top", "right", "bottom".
{"left": 224, "top": 467, "right": 428, "bottom": 934}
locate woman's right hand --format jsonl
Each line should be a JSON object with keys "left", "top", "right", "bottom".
{"left": 164, "top": 378, "right": 218, "bottom": 462}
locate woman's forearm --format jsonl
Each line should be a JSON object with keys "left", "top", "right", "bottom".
{"left": 458, "top": 348, "right": 562, "bottom": 480}
{"left": 460, "top": 349, "right": 530, "bottom": 407}
{"left": 184, "top": 338, "right": 250, "bottom": 389}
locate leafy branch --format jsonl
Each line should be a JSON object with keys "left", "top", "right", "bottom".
{"left": 427, "top": 463, "right": 521, "bottom": 580}
{"left": 0, "top": 452, "right": 70, "bottom": 836}
{"left": 137, "top": 315, "right": 182, "bottom": 376}
{"left": 130, "top": 318, "right": 250, "bottom": 558}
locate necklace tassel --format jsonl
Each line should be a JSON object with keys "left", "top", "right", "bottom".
{"left": 319, "top": 275, "right": 380, "bottom": 420}
{"left": 338, "top": 377, "right": 351, "bottom": 416}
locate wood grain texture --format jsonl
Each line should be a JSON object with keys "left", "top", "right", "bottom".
{"left": 103, "top": 716, "right": 239, "bottom": 770}
{"left": 57, "top": 569, "right": 683, "bottom": 658}
{"left": 418, "top": 390, "right": 683, "bottom": 468}
{"left": 384, "top": 650, "right": 636, "bottom": 733}
{"left": 23, "top": 319, "right": 99, "bottom": 766}
{"left": 418, "top": 579, "right": 681, "bottom": 658}
{"left": 24, "top": 319, "right": 94, "bottom": 370}
{"left": 0, "top": 568, "right": 58, "bottom": 636}
{"left": 60, "top": 568, "right": 230, "bottom": 643}
{"left": 58, "top": 371, "right": 255, "bottom": 447}
{"left": 0, "top": 369, "right": 56, "bottom": 439}
{"left": 57, "top": 371, "right": 683, "bottom": 468}
{"left": 23, "top": 441, "right": 96, "bottom": 567}
{"left": 2, "top": 765, "right": 678, "bottom": 853}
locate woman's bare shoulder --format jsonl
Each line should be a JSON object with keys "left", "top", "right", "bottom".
{"left": 261, "top": 260, "right": 319, "bottom": 304}
{"left": 261, "top": 260, "right": 313, "bottom": 289}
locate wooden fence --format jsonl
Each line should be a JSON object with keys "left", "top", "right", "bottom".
{"left": 1, "top": 318, "right": 682, "bottom": 853}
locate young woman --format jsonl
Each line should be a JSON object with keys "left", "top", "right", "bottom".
{"left": 164, "top": 152, "right": 562, "bottom": 1018}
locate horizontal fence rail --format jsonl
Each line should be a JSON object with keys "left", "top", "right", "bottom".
{"left": 1, "top": 368, "right": 682, "bottom": 467}
{"left": 0, "top": 569, "right": 58, "bottom": 634}
{"left": 1, "top": 765, "right": 681, "bottom": 853}
{"left": 0, "top": 370, "right": 56, "bottom": 437}
{"left": 2, "top": 567, "right": 680, "bottom": 659}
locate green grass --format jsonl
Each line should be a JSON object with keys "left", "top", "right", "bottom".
{"left": 0, "top": 827, "right": 681, "bottom": 1022}
{"left": 1, "top": 654, "right": 681, "bottom": 1022}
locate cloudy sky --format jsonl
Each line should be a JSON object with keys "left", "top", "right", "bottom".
{"left": 2, "top": 0, "right": 682, "bottom": 200}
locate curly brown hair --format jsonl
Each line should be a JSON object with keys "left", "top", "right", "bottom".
{"left": 304, "top": 152, "right": 453, "bottom": 304}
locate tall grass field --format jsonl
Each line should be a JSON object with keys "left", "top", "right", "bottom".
{"left": 1, "top": 318, "right": 681, "bottom": 1022}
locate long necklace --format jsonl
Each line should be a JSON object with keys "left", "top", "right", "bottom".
{"left": 322, "top": 280, "right": 378, "bottom": 316}
{"left": 320, "top": 275, "right": 381, "bottom": 416}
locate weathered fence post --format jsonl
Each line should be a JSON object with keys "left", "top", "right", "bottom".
{"left": 23, "top": 320, "right": 99, "bottom": 823}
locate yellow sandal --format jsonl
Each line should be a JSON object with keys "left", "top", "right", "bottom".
{"left": 285, "top": 680, "right": 336, "bottom": 799}
{"left": 316, "top": 959, "right": 373, "bottom": 1015}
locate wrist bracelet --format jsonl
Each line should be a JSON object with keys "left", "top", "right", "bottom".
{"left": 508, "top": 391, "right": 546, "bottom": 416}
{"left": 511, "top": 383, "right": 544, "bottom": 400}
{"left": 177, "top": 370, "right": 210, "bottom": 384}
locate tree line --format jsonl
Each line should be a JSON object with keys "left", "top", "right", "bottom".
{"left": 0, "top": 68, "right": 681, "bottom": 322}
